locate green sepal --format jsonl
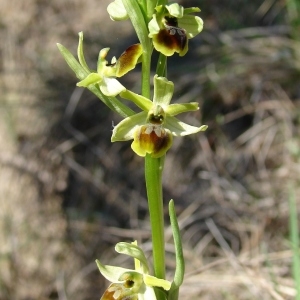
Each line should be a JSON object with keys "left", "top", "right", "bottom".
{"left": 57, "top": 43, "right": 89, "bottom": 80}
{"left": 111, "top": 111, "right": 147, "bottom": 141}
{"left": 153, "top": 75, "right": 174, "bottom": 106}
{"left": 165, "top": 116, "right": 208, "bottom": 137}
{"left": 120, "top": 90, "right": 153, "bottom": 111}
{"left": 178, "top": 15, "right": 203, "bottom": 39}
{"left": 166, "top": 102, "right": 199, "bottom": 116}
{"left": 115, "top": 242, "right": 150, "bottom": 274}
{"left": 95, "top": 259, "right": 135, "bottom": 283}
{"left": 77, "top": 73, "right": 102, "bottom": 87}
{"left": 77, "top": 32, "right": 91, "bottom": 73}
{"left": 184, "top": 7, "right": 201, "bottom": 14}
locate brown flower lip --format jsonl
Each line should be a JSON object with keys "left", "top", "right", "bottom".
{"left": 154, "top": 16, "right": 187, "bottom": 54}
{"left": 135, "top": 125, "right": 172, "bottom": 158}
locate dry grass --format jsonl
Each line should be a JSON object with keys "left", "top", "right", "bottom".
{"left": 0, "top": 0, "right": 300, "bottom": 299}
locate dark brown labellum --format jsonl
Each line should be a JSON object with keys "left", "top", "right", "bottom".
{"left": 157, "top": 26, "right": 187, "bottom": 53}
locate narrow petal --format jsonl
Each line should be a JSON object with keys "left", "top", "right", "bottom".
{"left": 100, "top": 77, "right": 126, "bottom": 96}
{"left": 143, "top": 274, "right": 171, "bottom": 290}
{"left": 97, "top": 48, "right": 110, "bottom": 73}
{"left": 184, "top": 7, "right": 201, "bottom": 14}
{"left": 153, "top": 75, "right": 174, "bottom": 107}
{"left": 165, "top": 116, "right": 208, "bottom": 136}
{"left": 178, "top": 15, "right": 203, "bottom": 39}
{"left": 166, "top": 102, "right": 199, "bottom": 116}
{"left": 111, "top": 111, "right": 147, "bottom": 142}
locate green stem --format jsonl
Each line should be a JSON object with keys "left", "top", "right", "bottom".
{"left": 145, "top": 154, "right": 166, "bottom": 280}
{"left": 141, "top": 50, "right": 151, "bottom": 99}
{"left": 138, "top": 4, "right": 166, "bottom": 297}
{"left": 156, "top": 53, "right": 167, "bottom": 77}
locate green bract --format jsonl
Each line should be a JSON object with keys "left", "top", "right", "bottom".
{"left": 111, "top": 75, "right": 207, "bottom": 158}
{"left": 96, "top": 242, "right": 171, "bottom": 300}
{"left": 77, "top": 44, "right": 143, "bottom": 97}
{"left": 148, "top": 3, "right": 204, "bottom": 56}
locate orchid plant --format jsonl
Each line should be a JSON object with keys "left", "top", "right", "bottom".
{"left": 57, "top": 1, "right": 205, "bottom": 299}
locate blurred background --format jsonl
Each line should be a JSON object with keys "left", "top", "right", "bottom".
{"left": 0, "top": 0, "right": 300, "bottom": 299}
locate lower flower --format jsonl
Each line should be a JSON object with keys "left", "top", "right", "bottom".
{"left": 97, "top": 242, "right": 171, "bottom": 300}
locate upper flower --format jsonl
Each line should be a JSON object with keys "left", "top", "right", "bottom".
{"left": 148, "top": 3, "right": 203, "bottom": 56}
{"left": 77, "top": 44, "right": 142, "bottom": 96}
{"left": 97, "top": 241, "right": 171, "bottom": 300}
{"left": 111, "top": 75, "right": 207, "bottom": 158}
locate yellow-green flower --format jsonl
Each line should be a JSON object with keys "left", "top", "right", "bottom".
{"left": 111, "top": 75, "right": 207, "bottom": 158}
{"left": 97, "top": 242, "right": 171, "bottom": 300}
{"left": 77, "top": 44, "right": 142, "bottom": 97}
{"left": 148, "top": 3, "right": 203, "bottom": 56}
